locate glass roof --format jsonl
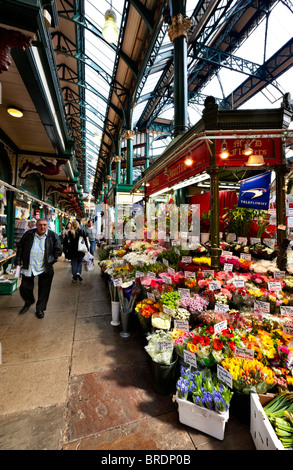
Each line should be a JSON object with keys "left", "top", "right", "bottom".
{"left": 81, "top": 0, "right": 293, "bottom": 194}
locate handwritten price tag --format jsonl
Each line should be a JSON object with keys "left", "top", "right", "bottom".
{"left": 208, "top": 281, "right": 221, "bottom": 291}
{"left": 163, "top": 258, "right": 169, "bottom": 267}
{"left": 163, "top": 305, "right": 176, "bottom": 317}
{"left": 168, "top": 267, "right": 175, "bottom": 275}
{"left": 280, "top": 306, "right": 293, "bottom": 317}
{"left": 113, "top": 278, "right": 122, "bottom": 286}
{"left": 147, "top": 292, "right": 155, "bottom": 302}
{"left": 221, "top": 250, "right": 232, "bottom": 258}
{"left": 202, "top": 270, "right": 214, "bottom": 277}
{"left": 283, "top": 324, "right": 293, "bottom": 335}
{"left": 234, "top": 346, "right": 254, "bottom": 361}
{"left": 254, "top": 300, "right": 270, "bottom": 314}
{"left": 217, "top": 365, "right": 233, "bottom": 389}
{"left": 184, "top": 271, "right": 195, "bottom": 279}
{"left": 156, "top": 341, "right": 173, "bottom": 351}
{"left": 240, "top": 253, "right": 251, "bottom": 261}
{"left": 182, "top": 256, "right": 192, "bottom": 263}
{"left": 178, "top": 288, "right": 190, "bottom": 297}
{"left": 162, "top": 275, "right": 172, "bottom": 284}
{"left": 174, "top": 320, "right": 189, "bottom": 331}
{"left": 214, "top": 319, "right": 227, "bottom": 334}
{"left": 224, "top": 263, "right": 233, "bottom": 272}
{"left": 268, "top": 281, "right": 282, "bottom": 291}
{"left": 147, "top": 271, "right": 156, "bottom": 279}
{"left": 184, "top": 350, "right": 197, "bottom": 368}
{"left": 233, "top": 279, "right": 245, "bottom": 288}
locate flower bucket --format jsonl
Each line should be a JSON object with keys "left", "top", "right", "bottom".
{"left": 230, "top": 390, "right": 251, "bottom": 425}
{"left": 111, "top": 301, "right": 120, "bottom": 326}
{"left": 122, "top": 281, "right": 134, "bottom": 301}
{"left": 150, "top": 351, "right": 178, "bottom": 395}
{"left": 120, "top": 309, "right": 131, "bottom": 338}
{"left": 137, "top": 311, "right": 152, "bottom": 333}
{"left": 200, "top": 233, "right": 210, "bottom": 244}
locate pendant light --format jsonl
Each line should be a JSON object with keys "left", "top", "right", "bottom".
{"left": 246, "top": 154, "right": 265, "bottom": 166}
{"left": 102, "top": 2, "right": 119, "bottom": 44}
{"left": 220, "top": 139, "right": 229, "bottom": 159}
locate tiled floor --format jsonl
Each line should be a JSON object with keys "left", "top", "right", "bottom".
{"left": 0, "top": 253, "right": 256, "bottom": 450}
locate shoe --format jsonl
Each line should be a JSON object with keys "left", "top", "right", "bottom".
{"left": 77, "top": 273, "right": 83, "bottom": 281}
{"left": 19, "top": 303, "right": 32, "bottom": 314}
{"left": 36, "top": 310, "right": 44, "bottom": 319}
{"left": 72, "top": 276, "right": 77, "bottom": 282}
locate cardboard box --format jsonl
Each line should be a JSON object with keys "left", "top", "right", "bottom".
{"left": 250, "top": 393, "right": 285, "bottom": 450}
{"left": 176, "top": 392, "right": 229, "bottom": 440}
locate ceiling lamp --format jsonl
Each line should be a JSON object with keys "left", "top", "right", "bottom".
{"left": 220, "top": 139, "right": 229, "bottom": 159}
{"left": 7, "top": 107, "right": 23, "bottom": 118}
{"left": 102, "top": 6, "right": 119, "bottom": 44}
{"left": 243, "top": 141, "right": 253, "bottom": 156}
{"left": 246, "top": 154, "right": 265, "bottom": 166}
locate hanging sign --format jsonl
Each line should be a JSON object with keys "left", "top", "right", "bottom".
{"left": 238, "top": 171, "right": 271, "bottom": 210}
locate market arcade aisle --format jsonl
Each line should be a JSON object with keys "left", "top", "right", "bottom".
{"left": 0, "top": 254, "right": 255, "bottom": 450}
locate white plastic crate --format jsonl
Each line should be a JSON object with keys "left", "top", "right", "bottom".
{"left": 250, "top": 393, "right": 285, "bottom": 450}
{"left": 176, "top": 393, "right": 229, "bottom": 440}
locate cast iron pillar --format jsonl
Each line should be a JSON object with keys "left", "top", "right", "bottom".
{"left": 207, "top": 163, "right": 220, "bottom": 271}
{"left": 168, "top": 0, "right": 192, "bottom": 137}
{"left": 275, "top": 164, "right": 289, "bottom": 270}
{"left": 145, "top": 130, "right": 150, "bottom": 169}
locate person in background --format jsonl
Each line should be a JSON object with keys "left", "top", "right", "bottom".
{"left": 15, "top": 218, "right": 62, "bottom": 319}
{"left": 64, "top": 219, "right": 89, "bottom": 282}
{"left": 84, "top": 219, "right": 96, "bottom": 256}
{"left": 62, "top": 221, "right": 72, "bottom": 261}
{"left": 27, "top": 219, "right": 36, "bottom": 230}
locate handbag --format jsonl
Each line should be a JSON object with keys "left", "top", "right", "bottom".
{"left": 78, "top": 236, "right": 88, "bottom": 253}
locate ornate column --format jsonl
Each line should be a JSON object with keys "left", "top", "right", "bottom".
{"left": 168, "top": 2, "right": 192, "bottom": 136}
{"left": 114, "top": 155, "right": 121, "bottom": 184}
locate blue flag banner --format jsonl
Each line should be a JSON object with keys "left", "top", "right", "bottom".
{"left": 238, "top": 171, "right": 271, "bottom": 210}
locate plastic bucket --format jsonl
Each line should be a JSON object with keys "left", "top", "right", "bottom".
{"left": 150, "top": 350, "right": 178, "bottom": 395}
{"left": 122, "top": 281, "right": 134, "bottom": 301}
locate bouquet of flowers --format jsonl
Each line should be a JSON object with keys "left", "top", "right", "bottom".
{"left": 145, "top": 330, "right": 174, "bottom": 365}
{"left": 176, "top": 366, "right": 233, "bottom": 414}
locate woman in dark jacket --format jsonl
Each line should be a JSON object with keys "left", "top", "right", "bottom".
{"left": 64, "top": 219, "right": 89, "bottom": 282}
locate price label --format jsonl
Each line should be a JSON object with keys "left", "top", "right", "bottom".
{"left": 163, "top": 258, "right": 169, "bottom": 267}
{"left": 182, "top": 256, "right": 192, "bottom": 263}
{"left": 184, "top": 271, "right": 195, "bottom": 279}
{"left": 250, "top": 237, "right": 261, "bottom": 244}
{"left": 162, "top": 275, "right": 172, "bottom": 284}
{"left": 263, "top": 238, "right": 276, "bottom": 248}
{"left": 226, "top": 233, "right": 236, "bottom": 242}
{"left": 163, "top": 305, "right": 176, "bottom": 317}
{"left": 254, "top": 300, "right": 270, "bottom": 314}
{"left": 172, "top": 240, "right": 180, "bottom": 246}
{"left": 168, "top": 267, "right": 175, "bottom": 275}
{"left": 268, "top": 281, "right": 282, "bottom": 291}
{"left": 147, "top": 292, "right": 156, "bottom": 302}
{"left": 233, "top": 279, "right": 245, "bottom": 288}
{"left": 180, "top": 232, "right": 188, "bottom": 239}
{"left": 174, "top": 248, "right": 180, "bottom": 255}
{"left": 136, "top": 260, "right": 144, "bottom": 266}
{"left": 174, "top": 320, "right": 189, "bottom": 331}
{"left": 234, "top": 346, "right": 254, "bottom": 361}
{"left": 221, "top": 250, "right": 232, "bottom": 258}
{"left": 274, "top": 271, "right": 285, "bottom": 279}
{"left": 135, "top": 271, "right": 144, "bottom": 278}
{"left": 237, "top": 237, "right": 247, "bottom": 244}
{"left": 280, "top": 306, "right": 293, "bottom": 317}
{"left": 217, "top": 364, "right": 233, "bottom": 389}
{"left": 156, "top": 341, "right": 173, "bottom": 351}
{"left": 214, "top": 319, "right": 227, "bottom": 334}
{"left": 283, "top": 324, "right": 293, "bottom": 335}
{"left": 178, "top": 288, "right": 190, "bottom": 297}
{"left": 224, "top": 263, "right": 233, "bottom": 272}
{"left": 113, "top": 278, "right": 122, "bottom": 286}
{"left": 240, "top": 253, "right": 251, "bottom": 261}
{"left": 184, "top": 350, "right": 197, "bottom": 369}
{"left": 202, "top": 270, "right": 215, "bottom": 277}
{"left": 208, "top": 281, "right": 221, "bottom": 291}
{"left": 147, "top": 271, "right": 156, "bottom": 279}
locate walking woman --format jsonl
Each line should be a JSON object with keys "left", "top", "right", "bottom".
{"left": 64, "top": 219, "right": 89, "bottom": 282}
{"left": 84, "top": 219, "right": 96, "bottom": 256}
{"left": 62, "top": 221, "right": 72, "bottom": 261}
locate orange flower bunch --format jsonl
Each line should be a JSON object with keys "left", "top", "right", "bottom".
{"left": 135, "top": 299, "right": 162, "bottom": 318}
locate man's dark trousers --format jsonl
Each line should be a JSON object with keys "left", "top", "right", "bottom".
{"left": 19, "top": 270, "right": 54, "bottom": 312}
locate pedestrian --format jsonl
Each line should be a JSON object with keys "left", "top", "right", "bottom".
{"left": 84, "top": 219, "right": 96, "bottom": 256}
{"left": 62, "top": 221, "right": 72, "bottom": 261}
{"left": 27, "top": 219, "right": 36, "bottom": 230}
{"left": 15, "top": 218, "right": 62, "bottom": 319}
{"left": 64, "top": 219, "right": 89, "bottom": 282}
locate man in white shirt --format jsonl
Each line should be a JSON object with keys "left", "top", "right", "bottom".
{"left": 15, "top": 218, "right": 62, "bottom": 318}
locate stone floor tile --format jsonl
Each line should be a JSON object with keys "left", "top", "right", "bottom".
{"left": 0, "top": 358, "right": 70, "bottom": 416}
{"left": 6, "top": 308, "right": 76, "bottom": 336}
{"left": 0, "top": 405, "right": 64, "bottom": 450}
{"left": 62, "top": 411, "right": 195, "bottom": 450}
{"left": 76, "top": 300, "right": 111, "bottom": 317}
{"left": 74, "top": 315, "right": 119, "bottom": 341}
{"left": 63, "top": 367, "right": 175, "bottom": 443}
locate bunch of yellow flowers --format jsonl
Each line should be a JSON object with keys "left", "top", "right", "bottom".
{"left": 221, "top": 357, "right": 275, "bottom": 393}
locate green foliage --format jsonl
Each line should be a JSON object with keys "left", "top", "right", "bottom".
{"left": 222, "top": 205, "right": 267, "bottom": 237}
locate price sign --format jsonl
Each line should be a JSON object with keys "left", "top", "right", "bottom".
{"left": 221, "top": 250, "right": 232, "bottom": 258}
{"left": 217, "top": 365, "right": 233, "bottom": 389}
{"left": 214, "top": 319, "right": 227, "bottom": 334}
{"left": 250, "top": 237, "right": 261, "bottom": 244}
{"left": 274, "top": 271, "right": 285, "bottom": 280}
{"left": 224, "top": 263, "right": 233, "bottom": 272}
{"left": 182, "top": 256, "right": 192, "bottom": 263}
{"left": 268, "top": 281, "right": 282, "bottom": 291}
{"left": 263, "top": 238, "right": 276, "bottom": 248}
{"left": 178, "top": 288, "right": 190, "bottom": 297}
{"left": 240, "top": 253, "right": 251, "bottom": 261}
{"left": 136, "top": 260, "right": 144, "bottom": 266}
{"left": 168, "top": 267, "right": 175, "bottom": 275}
{"left": 208, "top": 281, "right": 221, "bottom": 291}
{"left": 233, "top": 279, "right": 245, "bottom": 288}
{"left": 202, "top": 270, "right": 214, "bottom": 278}
{"left": 135, "top": 271, "right": 144, "bottom": 278}
{"left": 234, "top": 346, "right": 254, "bottom": 361}
{"left": 113, "top": 278, "right": 122, "bottom": 286}
{"left": 172, "top": 240, "right": 180, "bottom": 246}
{"left": 184, "top": 350, "right": 197, "bottom": 368}
{"left": 283, "top": 324, "right": 293, "bottom": 335}
{"left": 184, "top": 271, "right": 195, "bottom": 279}
{"left": 174, "top": 248, "right": 180, "bottom": 255}
{"left": 254, "top": 300, "right": 270, "bottom": 314}
{"left": 174, "top": 320, "right": 189, "bottom": 331}
{"left": 156, "top": 341, "right": 173, "bottom": 351}
{"left": 180, "top": 232, "right": 188, "bottom": 239}
{"left": 147, "top": 292, "right": 156, "bottom": 302}
{"left": 147, "top": 271, "right": 156, "bottom": 279}
{"left": 162, "top": 275, "right": 172, "bottom": 284}
{"left": 163, "top": 305, "right": 176, "bottom": 317}
{"left": 237, "top": 237, "right": 247, "bottom": 244}
{"left": 163, "top": 258, "right": 169, "bottom": 267}
{"left": 226, "top": 233, "right": 236, "bottom": 242}
{"left": 280, "top": 306, "right": 293, "bottom": 317}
